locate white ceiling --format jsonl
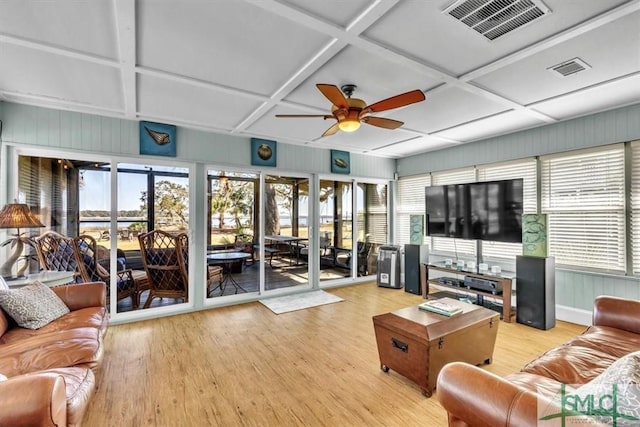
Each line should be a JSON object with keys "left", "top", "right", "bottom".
{"left": 1, "top": 0, "right": 639, "bottom": 158}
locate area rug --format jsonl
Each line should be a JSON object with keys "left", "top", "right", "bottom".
{"left": 260, "top": 290, "right": 344, "bottom": 314}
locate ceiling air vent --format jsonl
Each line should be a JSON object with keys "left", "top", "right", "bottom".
{"left": 547, "top": 58, "right": 591, "bottom": 77}
{"left": 444, "top": 0, "right": 551, "bottom": 41}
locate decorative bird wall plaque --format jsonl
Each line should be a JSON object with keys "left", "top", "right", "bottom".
{"left": 140, "top": 121, "right": 177, "bottom": 157}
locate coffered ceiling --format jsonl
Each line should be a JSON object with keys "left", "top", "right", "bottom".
{"left": 1, "top": 0, "right": 639, "bottom": 158}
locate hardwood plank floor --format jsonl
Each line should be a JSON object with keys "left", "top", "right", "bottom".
{"left": 86, "top": 282, "right": 586, "bottom": 426}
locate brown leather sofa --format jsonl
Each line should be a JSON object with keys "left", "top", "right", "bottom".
{"left": 0, "top": 282, "right": 108, "bottom": 427}
{"left": 437, "top": 295, "right": 640, "bottom": 427}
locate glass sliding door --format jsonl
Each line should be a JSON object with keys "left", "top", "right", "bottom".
{"left": 114, "top": 163, "right": 190, "bottom": 312}
{"left": 319, "top": 179, "right": 354, "bottom": 281}
{"left": 356, "top": 182, "right": 388, "bottom": 277}
{"left": 263, "top": 174, "right": 310, "bottom": 291}
{"left": 206, "top": 170, "right": 259, "bottom": 298}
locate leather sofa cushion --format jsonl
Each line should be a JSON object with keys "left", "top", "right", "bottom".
{"left": 506, "top": 371, "right": 577, "bottom": 397}
{"left": 520, "top": 327, "right": 640, "bottom": 385}
{"left": 0, "top": 306, "right": 108, "bottom": 345}
{"left": 567, "top": 325, "right": 640, "bottom": 358}
{"left": 0, "top": 327, "right": 102, "bottom": 376}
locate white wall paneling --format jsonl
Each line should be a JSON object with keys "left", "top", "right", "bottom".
{"left": 0, "top": 102, "right": 395, "bottom": 178}
{"left": 397, "top": 103, "right": 640, "bottom": 176}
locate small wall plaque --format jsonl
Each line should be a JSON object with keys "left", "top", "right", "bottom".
{"left": 140, "top": 121, "right": 176, "bottom": 157}
{"left": 251, "top": 138, "right": 277, "bottom": 167}
{"left": 330, "top": 150, "right": 350, "bottom": 174}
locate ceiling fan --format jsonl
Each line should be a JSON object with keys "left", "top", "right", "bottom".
{"left": 276, "top": 84, "right": 426, "bottom": 137}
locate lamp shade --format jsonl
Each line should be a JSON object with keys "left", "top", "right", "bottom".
{"left": 0, "top": 204, "right": 45, "bottom": 229}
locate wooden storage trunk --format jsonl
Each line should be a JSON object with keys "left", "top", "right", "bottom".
{"left": 372, "top": 298, "right": 499, "bottom": 396}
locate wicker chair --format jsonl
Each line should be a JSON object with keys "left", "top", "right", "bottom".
{"left": 73, "top": 235, "right": 137, "bottom": 308}
{"left": 138, "top": 230, "right": 223, "bottom": 307}
{"left": 34, "top": 231, "right": 82, "bottom": 282}
{"left": 34, "top": 231, "right": 137, "bottom": 307}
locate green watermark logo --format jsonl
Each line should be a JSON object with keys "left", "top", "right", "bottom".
{"left": 539, "top": 383, "right": 640, "bottom": 426}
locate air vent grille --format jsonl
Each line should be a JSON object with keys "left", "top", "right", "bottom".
{"left": 445, "top": 0, "right": 550, "bottom": 41}
{"left": 548, "top": 58, "right": 591, "bottom": 77}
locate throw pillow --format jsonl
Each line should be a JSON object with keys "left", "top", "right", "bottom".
{"left": 571, "top": 350, "right": 640, "bottom": 426}
{"left": 0, "top": 282, "right": 70, "bottom": 329}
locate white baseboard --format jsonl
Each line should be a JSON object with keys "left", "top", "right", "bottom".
{"left": 556, "top": 304, "right": 592, "bottom": 326}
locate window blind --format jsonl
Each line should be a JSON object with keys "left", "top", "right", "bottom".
{"left": 362, "top": 184, "right": 387, "bottom": 244}
{"left": 541, "top": 146, "right": 625, "bottom": 272}
{"left": 396, "top": 174, "right": 430, "bottom": 245}
{"left": 629, "top": 140, "right": 640, "bottom": 274}
{"left": 18, "top": 156, "right": 70, "bottom": 233}
{"left": 477, "top": 159, "right": 537, "bottom": 260}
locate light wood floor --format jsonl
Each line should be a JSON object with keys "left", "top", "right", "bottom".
{"left": 86, "top": 282, "right": 586, "bottom": 426}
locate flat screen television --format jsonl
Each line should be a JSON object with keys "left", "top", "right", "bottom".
{"left": 425, "top": 179, "right": 523, "bottom": 243}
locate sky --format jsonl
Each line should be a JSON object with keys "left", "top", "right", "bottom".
{"left": 79, "top": 169, "right": 374, "bottom": 217}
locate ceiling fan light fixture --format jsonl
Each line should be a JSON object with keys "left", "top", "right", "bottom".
{"left": 276, "top": 83, "right": 426, "bottom": 137}
{"left": 339, "top": 119, "right": 361, "bottom": 132}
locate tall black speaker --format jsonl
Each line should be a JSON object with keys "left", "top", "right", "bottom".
{"left": 404, "top": 245, "right": 428, "bottom": 295}
{"left": 516, "top": 256, "right": 555, "bottom": 330}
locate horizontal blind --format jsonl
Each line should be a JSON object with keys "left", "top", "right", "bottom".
{"left": 432, "top": 168, "right": 476, "bottom": 186}
{"left": 541, "top": 146, "right": 625, "bottom": 272}
{"left": 18, "top": 156, "right": 70, "bottom": 234}
{"left": 366, "top": 184, "right": 387, "bottom": 245}
{"left": 477, "top": 159, "right": 537, "bottom": 260}
{"left": 396, "top": 175, "right": 430, "bottom": 245}
{"left": 431, "top": 168, "right": 476, "bottom": 257}
{"left": 629, "top": 141, "right": 640, "bottom": 274}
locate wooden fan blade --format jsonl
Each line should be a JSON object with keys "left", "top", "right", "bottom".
{"left": 316, "top": 84, "right": 349, "bottom": 109}
{"left": 322, "top": 122, "right": 340, "bottom": 137}
{"left": 276, "top": 114, "right": 334, "bottom": 119}
{"left": 363, "top": 90, "right": 425, "bottom": 114}
{"left": 361, "top": 116, "right": 404, "bottom": 129}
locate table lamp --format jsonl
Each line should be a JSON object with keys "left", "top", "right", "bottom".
{"left": 0, "top": 203, "right": 45, "bottom": 277}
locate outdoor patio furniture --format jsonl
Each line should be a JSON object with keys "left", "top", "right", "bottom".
{"left": 139, "top": 230, "right": 223, "bottom": 307}
{"left": 35, "top": 231, "right": 137, "bottom": 307}
{"left": 234, "top": 234, "right": 255, "bottom": 266}
{"left": 73, "top": 235, "right": 137, "bottom": 307}
{"left": 34, "top": 231, "right": 82, "bottom": 282}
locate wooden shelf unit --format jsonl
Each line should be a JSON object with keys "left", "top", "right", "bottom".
{"left": 421, "top": 264, "right": 514, "bottom": 323}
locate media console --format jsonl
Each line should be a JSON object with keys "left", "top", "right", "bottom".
{"left": 421, "top": 263, "right": 514, "bottom": 323}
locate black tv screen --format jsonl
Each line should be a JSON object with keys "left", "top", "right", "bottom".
{"left": 425, "top": 179, "right": 523, "bottom": 243}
